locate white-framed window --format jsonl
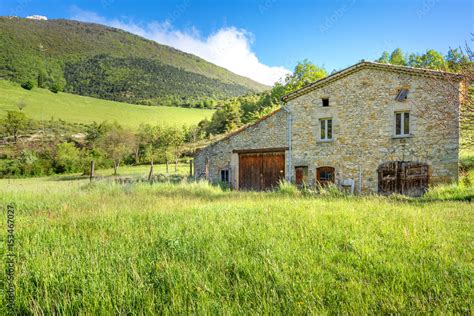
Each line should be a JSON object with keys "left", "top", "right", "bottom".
{"left": 320, "top": 118, "right": 333, "bottom": 140}
{"left": 395, "top": 111, "right": 410, "bottom": 136}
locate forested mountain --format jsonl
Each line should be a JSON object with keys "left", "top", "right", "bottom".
{"left": 0, "top": 17, "right": 269, "bottom": 106}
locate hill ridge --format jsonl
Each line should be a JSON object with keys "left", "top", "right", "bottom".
{"left": 0, "top": 17, "right": 268, "bottom": 106}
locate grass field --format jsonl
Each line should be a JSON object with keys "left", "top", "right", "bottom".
{"left": 0, "top": 171, "right": 472, "bottom": 314}
{"left": 0, "top": 80, "right": 214, "bottom": 129}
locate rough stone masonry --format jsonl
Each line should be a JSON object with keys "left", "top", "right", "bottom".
{"left": 194, "top": 62, "right": 463, "bottom": 194}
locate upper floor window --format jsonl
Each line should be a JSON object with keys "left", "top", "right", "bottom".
{"left": 322, "top": 98, "right": 330, "bottom": 107}
{"left": 220, "top": 169, "right": 229, "bottom": 183}
{"left": 395, "top": 112, "right": 410, "bottom": 136}
{"left": 320, "top": 118, "right": 333, "bottom": 141}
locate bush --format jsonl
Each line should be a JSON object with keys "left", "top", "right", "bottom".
{"left": 317, "top": 183, "right": 346, "bottom": 197}
{"left": 55, "top": 142, "right": 83, "bottom": 173}
{"left": 49, "top": 84, "right": 59, "bottom": 93}
{"left": 276, "top": 180, "right": 300, "bottom": 196}
{"left": 21, "top": 80, "right": 34, "bottom": 90}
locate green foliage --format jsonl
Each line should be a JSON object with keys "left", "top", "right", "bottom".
{"left": 3, "top": 110, "right": 28, "bottom": 142}
{"left": 389, "top": 48, "right": 406, "bottom": 66}
{"left": 55, "top": 142, "right": 83, "bottom": 173}
{"left": 0, "top": 17, "right": 268, "bottom": 106}
{"left": 277, "top": 180, "right": 301, "bottom": 196}
{"left": 445, "top": 48, "right": 471, "bottom": 72}
{"left": 376, "top": 47, "right": 470, "bottom": 71}
{"left": 198, "top": 60, "right": 327, "bottom": 137}
{"left": 63, "top": 55, "right": 257, "bottom": 105}
{"left": 98, "top": 123, "right": 136, "bottom": 175}
{"left": 49, "top": 81, "right": 62, "bottom": 93}
{"left": 207, "top": 102, "right": 242, "bottom": 134}
{"left": 283, "top": 59, "right": 327, "bottom": 92}
{"left": 21, "top": 80, "right": 34, "bottom": 90}
{"left": 376, "top": 51, "right": 390, "bottom": 64}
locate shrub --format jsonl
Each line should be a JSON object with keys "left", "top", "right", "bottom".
{"left": 21, "top": 80, "right": 34, "bottom": 90}
{"left": 316, "top": 182, "right": 346, "bottom": 197}
{"left": 55, "top": 142, "right": 82, "bottom": 173}
{"left": 276, "top": 180, "right": 300, "bottom": 196}
{"left": 49, "top": 84, "right": 59, "bottom": 93}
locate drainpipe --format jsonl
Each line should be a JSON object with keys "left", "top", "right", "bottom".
{"left": 281, "top": 101, "right": 292, "bottom": 183}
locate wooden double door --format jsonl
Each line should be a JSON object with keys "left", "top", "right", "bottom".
{"left": 239, "top": 152, "right": 285, "bottom": 191}
{"left": 378, "top": 161, "right": 429, "bottom": 197}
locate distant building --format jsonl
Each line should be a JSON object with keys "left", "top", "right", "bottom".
{"left": 194, "top": 62, "right": 464, "bottom": 196}
{"left": 26, "top": 15, "right": 48, "bottom": 21}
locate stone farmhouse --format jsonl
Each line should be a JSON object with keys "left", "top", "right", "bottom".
{"left": 194, "top": 61, "right": 463, "bottom": 196}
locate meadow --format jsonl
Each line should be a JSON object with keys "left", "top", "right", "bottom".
{"left": 0, "top": 80, "right": 214, "bottom": 129}
{"left": 0, "top": 168, "right": 472, "bottom": 314}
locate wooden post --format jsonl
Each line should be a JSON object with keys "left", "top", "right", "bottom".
{"left": 89, "top": 160, "right": 95, "bottom": 182}
{"left": 189, "top": 159, "right": 193, "bottom": 177}
{"left": 148, "top": 160, "right": 154, "bottom": 182}
{"left": 165, "top": 159, "right": 169, "bottom": 176}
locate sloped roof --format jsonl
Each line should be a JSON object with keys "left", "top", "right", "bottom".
{"left": 282, "top": 61, "right": 463, "bottom": 102}
{"left": 194, "top": 108, "right": 284, "bottom": 154}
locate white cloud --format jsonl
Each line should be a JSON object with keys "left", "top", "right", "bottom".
{"left": 69, "top": 7, "right": 290, "bottom": 86}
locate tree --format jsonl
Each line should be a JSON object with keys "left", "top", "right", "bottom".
{"left": 376, "top": 51, "right": 390, "bottom": 64}
{"left": 3, "top": 110, "right": 28, "bottom": 143}
{"left": 85, "top": 121, "right": 111, "bottom": 149}
{"left": 389, "top": 48, "right": 406, "bottom": 66}
{"left": 445, "top": 48, "right": 470, "bottom": 72}
{"left": 158, "top": 126, "right": 184, "bottom": 175}
{"left": 137, "top": 123, "right": 161, "bottom": 179}
{"left": 283, "top": 60, "right": 327, "bottom": 92}
{"left": 207, "top": 102, "right": 242, "bottom": 135}
{"left": 55, "top": 142, "right": 81, "bottom": 173}
{"left": 419, "top": 49, "right": 446, "bottom": 70}
{"left": 99, "top": 124, "right": 136, "bottom": 175}
{"left": 407, "top": 53, "right": 423, "bottom": 68}
{"left": 37, "top": 69, "right": 47, "bottom": 88}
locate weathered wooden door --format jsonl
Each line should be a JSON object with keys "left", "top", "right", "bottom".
{"left": 378, "top": 161, "right": 429, "bottom": 196}
{"left": 239, "top": 152, "right": 285, "bottom": 190}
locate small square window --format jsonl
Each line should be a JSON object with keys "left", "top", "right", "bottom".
{"left": 322, "top": 98, "right": 329, "bottom": 107}
{"left": 220, "top": 169, "right": 229, "bottom": 182}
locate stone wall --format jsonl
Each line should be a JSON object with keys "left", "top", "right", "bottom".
{"left": 287, "top": 67, "right": 460, "bottom": 192}
{"left": 194, "top": 65, "right": 460, "bottom": 193}
{"left": 194, "top": 109, "right": 288, "bottom": 188}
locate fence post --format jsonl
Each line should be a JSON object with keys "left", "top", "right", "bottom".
{"left": 189, "top": 159, "right": 193, "bottom": 177}
{"left": 90, "top": 160, "right": 95, "bottom": 182}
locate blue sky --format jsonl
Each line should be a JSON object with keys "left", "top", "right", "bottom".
{"left": 1, "top": 0, "right": 472, "bottom": 84}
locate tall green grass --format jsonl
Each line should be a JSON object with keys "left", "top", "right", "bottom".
{"left": 0, "top": 180, "right": 472, "bottom": 314}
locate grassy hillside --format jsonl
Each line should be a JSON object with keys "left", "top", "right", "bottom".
{"left": 0, "top": 17, "right": 268, "bottom": 105}
{"left": 0, "top": 80, "right": 213, "bottom": 128}
{"left": 0, "top": 178, "right": 472, "bottom": 314}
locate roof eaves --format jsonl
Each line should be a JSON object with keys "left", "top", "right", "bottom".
{"left": 194, "top": 108, "right": 284, "bottom": 155}
{"left": 281, "top": 61, "right": 463, "bottom": 102}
